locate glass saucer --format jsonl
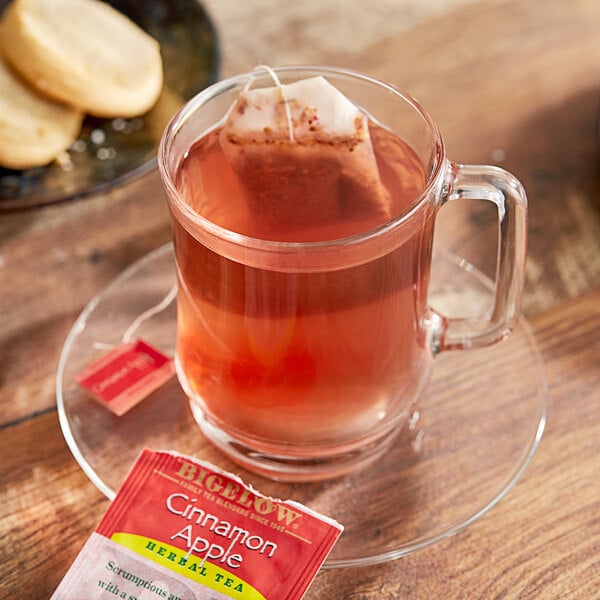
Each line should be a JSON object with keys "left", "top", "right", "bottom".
{"left": 56, "top": 243, "right": 547, "bottom": 568}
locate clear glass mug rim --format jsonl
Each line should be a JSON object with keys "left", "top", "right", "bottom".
{"left": 158, "top": 64, "right": 446, "bottom": 253}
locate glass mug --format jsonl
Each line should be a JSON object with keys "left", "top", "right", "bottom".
{"left": 158, "top": 66, "right": 527, "bottom": 481}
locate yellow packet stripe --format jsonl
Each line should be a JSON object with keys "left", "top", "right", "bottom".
{"left": 111, "top": 532, "right": 266, "bottom": 600}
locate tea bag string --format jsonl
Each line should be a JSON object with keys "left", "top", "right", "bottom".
{"left": 255, "top": 65, "right": 295, "bottom": 142}
{"left": 91, "top": 282, "right": 177, "bottom": 351}
{"left": 122, "top": 283, "right": 177, "bottom": 343}
{"left": 223, "top": 64, "right": 295, "bottom": 143}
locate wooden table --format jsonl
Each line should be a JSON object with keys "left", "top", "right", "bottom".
{"left": 2, "top": 0, "right": 599, "bottom": 597}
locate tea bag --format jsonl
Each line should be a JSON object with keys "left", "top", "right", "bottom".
{"left": 220, "top": 74, "right": 391, "bottom": 230}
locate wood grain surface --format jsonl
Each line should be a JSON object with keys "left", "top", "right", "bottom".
{"left": 1, "top": 0, "right": 599, "bottom": 598}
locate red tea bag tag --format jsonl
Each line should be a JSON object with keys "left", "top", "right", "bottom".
{"left": 51, "top": 450, "right": 344, "bottom": 600}
{"left": 75, "top": 339, "right": 175, "bottom": 415}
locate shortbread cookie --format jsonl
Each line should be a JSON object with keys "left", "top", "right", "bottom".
{"left": 0, "top": 56, "right": 83, "bottom": 169}
{"left": 0, "top": 0, "right": 163, "bottom": 118}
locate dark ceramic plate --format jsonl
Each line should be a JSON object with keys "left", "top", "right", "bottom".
{"left": 0, "top": 0, "right": 219, "bottom": 209}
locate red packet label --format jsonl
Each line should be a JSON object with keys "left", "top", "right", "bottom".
{"left": 75, "top": 340, "right": 175, "bottom": 415}
{"left": 51, "top": 450, "right": 343, "bottom": 600}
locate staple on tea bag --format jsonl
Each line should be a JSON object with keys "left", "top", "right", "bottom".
{"left": 220, "top": 70, "right": 391, "bottom": 231}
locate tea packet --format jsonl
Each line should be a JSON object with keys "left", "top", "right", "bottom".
{"left": 51, "top": 449, "right": 343, "bottom": 600}
{"left": 220, "top": 73, "right": 391, "bottom": 229}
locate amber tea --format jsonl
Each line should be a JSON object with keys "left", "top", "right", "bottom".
{"left": 173, "top": 121, "right": 431, "bottom": 459}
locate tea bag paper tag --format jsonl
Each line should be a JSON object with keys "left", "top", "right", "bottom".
{"left": 220, "top": 75, "right": 391, "bottom": 227}
{"left": 51, "top": 449, "right": 344, "bottom": 600}
{"left": 75, "top": 339, "right": 175, "bottom": 416}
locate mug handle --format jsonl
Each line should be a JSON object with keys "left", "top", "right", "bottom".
{"left": 428, "top": 162, "right": 528, "bottom": 352}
